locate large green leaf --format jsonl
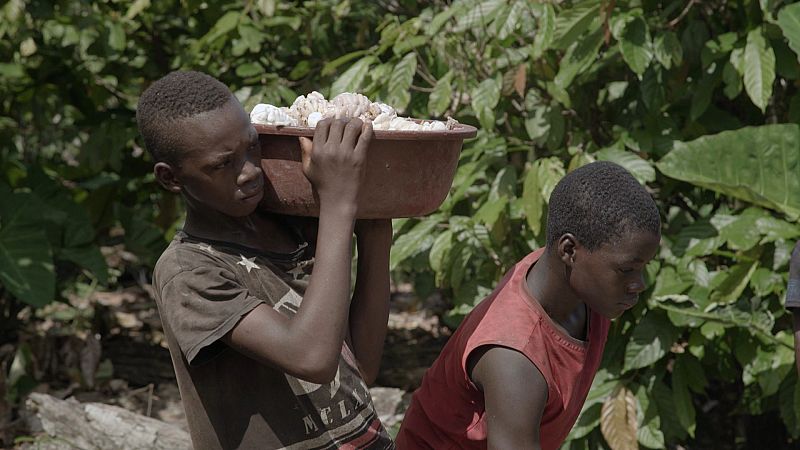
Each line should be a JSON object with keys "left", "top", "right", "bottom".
{"left": 743, "top": 29, "right": 775, "bottom": 112}
{"left": 778, "top": 3, "right": 800, "bottom": 62}
{"left": 656, "top": 124, "right": 800, "bottom": 219}
{"left": 0, "top": 187, "right": 55, "bottom": 307}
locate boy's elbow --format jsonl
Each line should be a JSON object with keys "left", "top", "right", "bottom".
{"left": 360, "top": 364, "right": 379, "bottom": 386}
{"left": 293, "top": 352, "right": 340, "bottom": 384}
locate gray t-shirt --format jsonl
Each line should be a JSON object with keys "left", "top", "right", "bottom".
{"left": 152, "top": 230, "right": 393, "bottom": 450}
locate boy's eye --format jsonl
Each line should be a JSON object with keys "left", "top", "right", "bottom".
{"left": 214, "top": 158, "right": 231, "bottom": 169}
{"left": 618, "top": 268, "right": 634, "bottom": 274}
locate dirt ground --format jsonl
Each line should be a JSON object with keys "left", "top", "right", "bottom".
{"left": 2, "top": 282, "right": 451, "bottom": 447}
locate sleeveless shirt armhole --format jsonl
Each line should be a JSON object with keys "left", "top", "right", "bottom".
{"left": 460, "top": 318, "right": 549, "bottom": 396}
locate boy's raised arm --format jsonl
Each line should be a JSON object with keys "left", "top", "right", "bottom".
{"left": 469, "top": 345, "right": 547, "bottom": 450}
{"left": 348, "top": 219, "right": 393, "bottom": 384}
{"left": 223, "top": 118, "right": 373, "bottom": 384}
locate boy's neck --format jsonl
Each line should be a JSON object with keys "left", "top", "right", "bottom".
{"left": 525, "top": 250, "right": 585, "bottom": 331}
{"left": 182, "top": 206, "right": 298, "bottom": 253}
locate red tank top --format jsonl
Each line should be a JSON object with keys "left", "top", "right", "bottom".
{"left": 396, "top": 248, "right": 610, "bottom": 450}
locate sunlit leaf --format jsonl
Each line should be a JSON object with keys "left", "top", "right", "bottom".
{"left": 778, "top": 3, "right": 800, "bottom": 62}
{"left": 743, "top": 29, "right": 775, "bottom": 112}
{"left": 657, "top": 124, "right": 800, "bottom": 219}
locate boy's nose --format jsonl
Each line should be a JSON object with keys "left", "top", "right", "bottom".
{"left": 238, "top": 159, "right": 263, "bottom": 187}
{"left": 628, "top": 274, "right": 646, "bottom": 294}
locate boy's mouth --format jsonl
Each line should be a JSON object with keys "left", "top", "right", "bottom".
{"left": 238, "top": 184, "right": 263, "bottom": 201}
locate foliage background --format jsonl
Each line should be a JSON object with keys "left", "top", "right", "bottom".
{"left": 2, "top": 0, "right": 800, "bottom": 448}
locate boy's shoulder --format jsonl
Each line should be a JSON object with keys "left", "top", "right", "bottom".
{"left": 153, "top": 231, "right": 241, "bottom": 286}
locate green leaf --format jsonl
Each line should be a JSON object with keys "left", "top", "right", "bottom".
{"left": 0, "top": 187, "right": 55, "bottom": 307}
{"left": 690, "top": 64, "right": 722, "bottom": 120}
{"left": 710, "top": 258, "right": 759, "bottom": 305}
{"left": 778, "top": 3, "right": 800, "bottom": 62}
{"left": 672, "top": 363, "right": 697, "bottom": 437}
{"left": 124, "top": 0, "right": 150, "bottom": 20}
{"left": 522, "top": 164, "right": 545, "bottom": 236}
{"left": 618, "top": 16, "right": 652, "bottom": 75}
{"left": 743, "top": 29, "right": 775, "bottom": 112}
{"left": 429, "top": 229, "right": 454, "bottom": 280}
{"left": 471, "top": 77, "right": 501, "bottom": 130}
{"left": 454, "top": 0, "right": 504, "bottom": 32}
{"left": 635, "top": 384, "right": 665, "bottom": 449}
{"left": 393, "top": 35, "right": 428, "bottom": 55}
{"left": 59, "top": 245, "right": 108, "bottom": 285}
{"left": 656, "top": 124, "right": 800, "bottom": 219}
{"left": 552, "top": 0, "right": 601, "bottom": 50}
{"left": 390, "top": 216, "right": 441, "bottom": 270}
{"left": 623, "top": 310, "right": 679, "bottom": 372}
{"left": 200, "top": 11, "right": 240, "bottom": 44}
{"left": 322, "top": 50, "right": 372, "bottom": 77}
{"left": 474, "top": 195, "right": 508, "bottom": 228}
{"left": 531, "top": 4, "right": 555, "bottom": 59}
{"left": 108, "top": 23, "right": 126, "bottom": 51}
{"left": 428, "top": 2, "right": 466, "bottom": 36}
{"left": 653, "top": 31, "right": 683, "bottom": 69}
{"left": 386, "top": 53, "right": 417, "bottom": 111}
{"left": 331, "top": 56, "right": 376, "bottom": 97}
{"left": 428, "top": 71, "right": 453, "bottom": 117}
{"left": 722, "top": 61, "right": 743, "bottom": 99}
{"left": 522, "top": 157, "right": 565, "bottom": 236}
{"left": 493, "top": 2, "right": 523, "bottom": 40}
{"left": 236, "top": 62, "right": 263, "bottom": 78}
{"left": 595, "top": 147, "right": 655, "bottom": 184}
{"left": 554, "top": 27, "right": 604, "bottom": 89}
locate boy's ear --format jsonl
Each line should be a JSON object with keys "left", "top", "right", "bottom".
{"left": 154, "top": 162, "right": 183, "bottom": 194}
{"left": 557, "top": 233, "right": 578, "bottom": 266}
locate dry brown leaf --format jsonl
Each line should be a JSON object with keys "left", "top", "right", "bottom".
{"left": 600, "top": 385, "right": 638, "bottom": 450}
{"left": 514, "top": 64, "right": 527, "bottom": 98}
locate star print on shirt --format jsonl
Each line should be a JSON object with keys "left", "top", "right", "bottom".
{"left": 237, "top": 255, "right": 260, "bottom": 273}
{"left": 287, "top": 265, "right": 305, "bottom": 280}
{"left": 197, "top": 243, "right": 216, "bottom": 255}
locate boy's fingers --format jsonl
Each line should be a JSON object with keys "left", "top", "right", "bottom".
{"left": 341, "top": 118, "right": 364, "bottom": 151}
{"left": 328, "top": 118, "right": 347, "bottom": 146}
{"left": 299, "top": 136, "right": 313, "bottom": 173}
{"left": 353, "top": 120, "right": 373, "bottom": 160}
{"left": 313, "top": 118, "right": 332, "bottom": 144}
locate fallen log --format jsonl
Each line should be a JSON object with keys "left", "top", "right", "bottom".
{"left": 24, "top": 392, "right": 190, "bottom": 449}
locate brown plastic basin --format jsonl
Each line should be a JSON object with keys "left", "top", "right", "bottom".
{"left": 255, "top": 122, "right": 477, "bottom": 218}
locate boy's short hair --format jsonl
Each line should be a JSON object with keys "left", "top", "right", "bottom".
{"left": 136, "top": 70, "right": 233, "bottom": 165}
{"left": 546, "top": 161, "right": 660, "bottom": 251}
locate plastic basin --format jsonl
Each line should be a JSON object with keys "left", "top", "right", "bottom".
{"left": 255, "top": 122, "right": 477, "bottom": 218}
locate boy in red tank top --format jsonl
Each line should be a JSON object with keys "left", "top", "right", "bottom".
{"left": 396, "top": 162, "right": 661, "bottom": 450}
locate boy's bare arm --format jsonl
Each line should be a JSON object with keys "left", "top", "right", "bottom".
{"left": 469, "top": 345, "right": 547, "bottom": 450}
{"left": 223, "top": 118, "right": 372, "bottom": 384}
{"left": 349, "top": 219, "right": 393, "bottom": 384}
